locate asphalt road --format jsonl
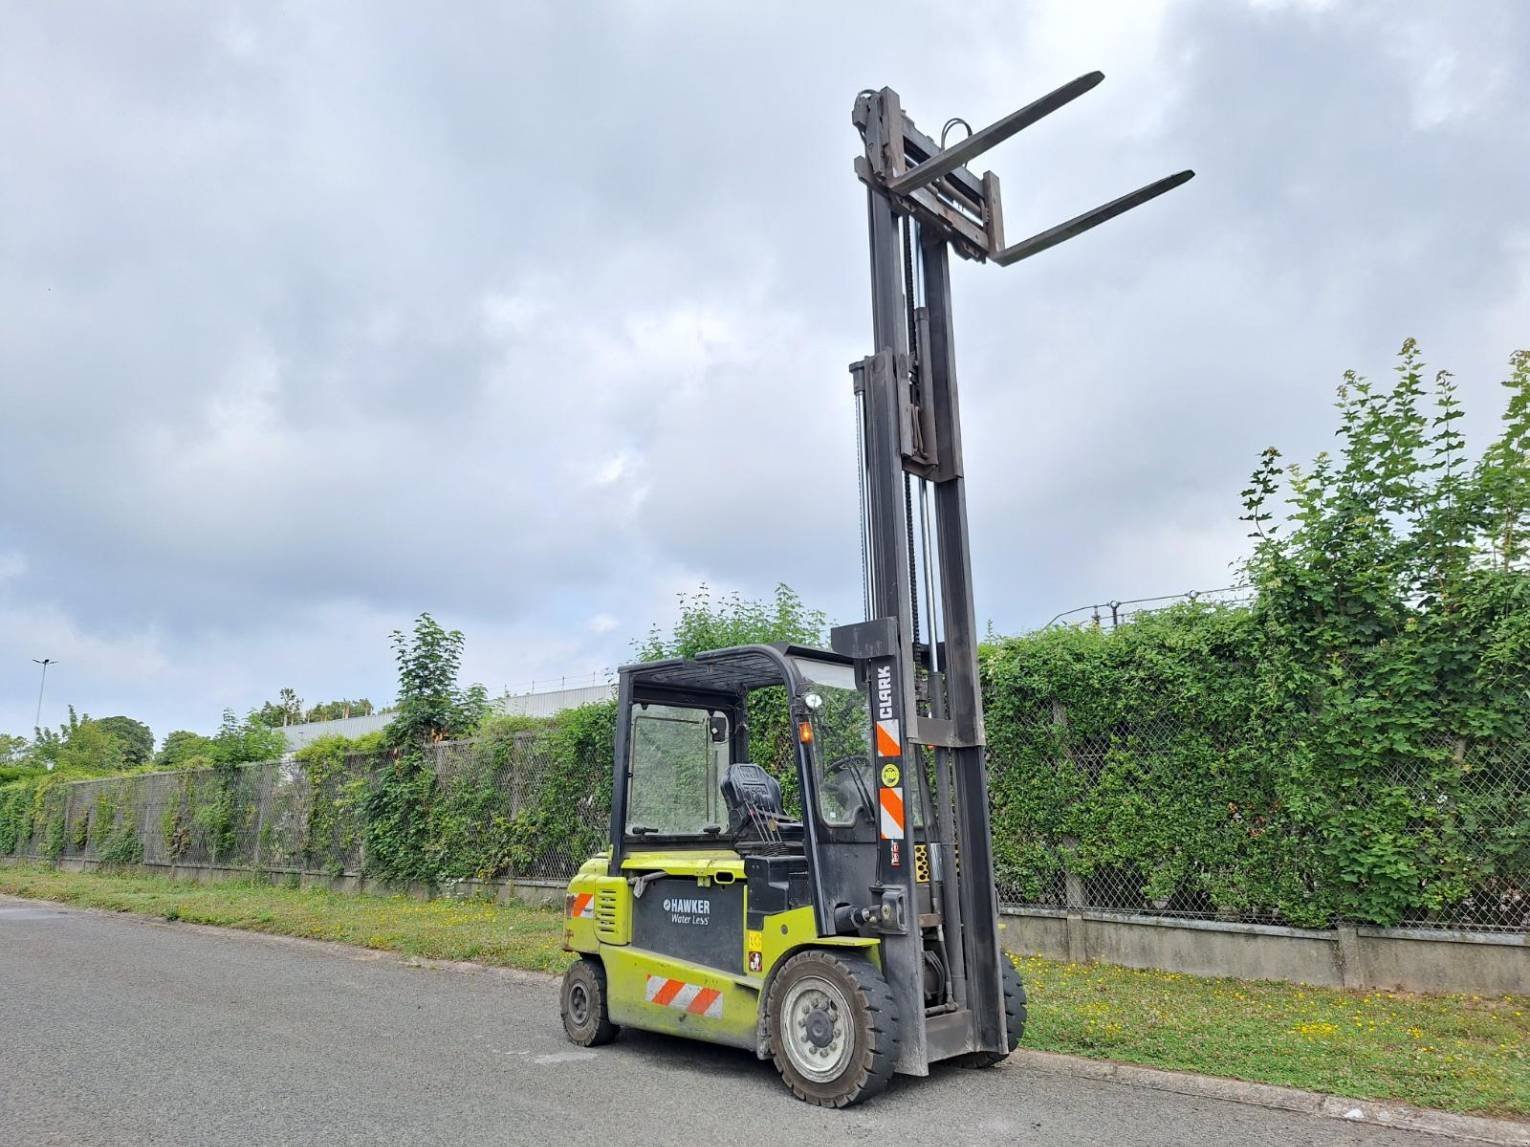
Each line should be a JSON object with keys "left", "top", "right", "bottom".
{"left": 0, "top": 896, "right": 1455, "bottom": 1146}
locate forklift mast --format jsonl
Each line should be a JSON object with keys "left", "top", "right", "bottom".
{"left": 831, "top": 78, "right": 1193, "bottom": 1071}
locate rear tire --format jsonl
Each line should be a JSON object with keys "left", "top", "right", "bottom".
{"left": 765, "top": 949, "right": 900, "bottom": 1107}
{"left": 954, "top": 957, "right": 1027, "bottom": 1069}
{"left": 561, "top": 956, "right": 619, "bottom": 1047}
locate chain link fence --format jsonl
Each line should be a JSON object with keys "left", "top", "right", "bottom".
{"left": 985, "top": 703, "right": 1527, "bottom": 934}
{"left": 3, "top": 733, "right": 610, "bottom": 886}
{"left": 427, "top": 736, "right": 608, "bottom": 883}
{"left": 4, "top": 722, "right": 1523, "bottom": 932}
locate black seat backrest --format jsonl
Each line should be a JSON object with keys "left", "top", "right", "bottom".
{"left": 720, "top": 762, "right": 783, "bottom": 833}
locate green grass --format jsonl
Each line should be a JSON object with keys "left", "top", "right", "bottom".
{"left": 1015, "top": 953, "right": 1527, "bottom": 1119}
{"left": 2, "top": 864, "right": 1524, "bottom": 1117}
{"left": 0, "top": 864, "right": 568, "bottom": 973}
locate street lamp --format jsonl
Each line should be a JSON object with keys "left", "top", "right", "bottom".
{"left": 32, "top": 658, "right": 56, "bottom": 732}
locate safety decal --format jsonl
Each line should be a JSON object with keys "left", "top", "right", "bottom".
{"left": 745, "top": 930, "right": 764, "bottom": 974}
{"left": 875, "top": 717, "right": 901, "bottom": 758}
{"left": 878, "top": 784, "right": 906, "bottom": 841}
{"left": 569, "top": 892, "right": 594, "bottom": 919}
{"left": 644, "top": 975, "right": 724, "bottom": 1018}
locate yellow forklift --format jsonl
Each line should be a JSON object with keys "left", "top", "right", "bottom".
{"left": 559, "top": 76, "right": 1192, "bottom": 1107}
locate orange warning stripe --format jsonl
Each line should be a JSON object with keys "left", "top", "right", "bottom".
{"left": 644, "top": 974, "right": 725, "bottom": 1018}
{"left": 875, "top": 718, "right": 901, "bottom": 757}
{"left": 569, "top": 892, "right": 594, "bottom": 918}
{"left": 879, "top": 784, "right": 906, "bottom": 840}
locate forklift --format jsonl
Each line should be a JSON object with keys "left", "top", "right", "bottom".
{"left": 558, "top": 75, "right": 1193, "bottom": 1106}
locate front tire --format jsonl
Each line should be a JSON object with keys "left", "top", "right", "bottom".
{"left": 765, "top": 949, "right": 900, "bottom": 1107}
{"left": 561, "top": 956, "right": 619, "bottom": 1047}
{"left": 954, "top": 957, "right": 1027, "bottom": 1069}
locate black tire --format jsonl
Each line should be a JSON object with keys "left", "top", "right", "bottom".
{"left": 765, "top": 949, "right": 900, "bottom": 1107}
{"left": 561, "top": 956, "right": 619, "bottom": 1047}
{"left": 954, "top": 957, "right": 1028, "bottom": 1069}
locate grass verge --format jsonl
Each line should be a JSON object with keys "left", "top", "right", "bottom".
{"left": 0, "top": 863, "right": 568, "bottom": 973}
{"left": 2, "top": 864, "right": 1524, "bottom": 1117}
{"left": 1016, "top": 953, "right": 1526, "bottom": 1119}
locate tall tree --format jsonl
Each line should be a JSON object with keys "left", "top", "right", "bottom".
{"left": 33, "top": 708, "right": 128, "bottom": 774}
{"left": 637, "top": 583, "right": 828, "bottom": 800}
{"left": 210, "top": 710, "right": 287, "bottom": 764}
{"left": 363, "top": 614, "right": 488, "bottom": 885}
{"left": 303, "top": 698, "right": 375, "bottom": 722}
{"left": 156, "top": 730, "right": 215, "bottom": 769}
{"left": 1240, "top": 340, "right": 1530, "bottom": 924}
{"left": 637, "top": 583, "right": 826, "bottom": 660}
{"left": 94, "top": 717, "right": 154, "bottom": 766}
{"left": 385, "top": 614, "right": 488, "bottom": 748}
{"left": 253, "top": 688, "right": 306, "bottom": 728}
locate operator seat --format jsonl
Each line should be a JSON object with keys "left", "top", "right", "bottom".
{"left": 720, "top": 762, "right": 799, "bottom": 839}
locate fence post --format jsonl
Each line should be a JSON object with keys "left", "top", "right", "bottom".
{"left": 251, "top": 766, "right": 267, "bottom": 870}
{"left": 507, "top": 735, "right": 524, "bottom": 884}
{"left": 1335, "top": 924, "right": 1364, "bottom": 989}
{"left": 136, "top": 776, "right": 152, "bottom": 865}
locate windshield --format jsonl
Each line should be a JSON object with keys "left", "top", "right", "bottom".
{"left": 794, "top": 658, "right": 876, "bottom": 829}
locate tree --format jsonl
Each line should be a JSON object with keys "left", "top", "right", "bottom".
{"left": 637, "top": 583, "right": 828, "bottom": 805}
{"left": 253, "top": 688, "right": 305, "bottom": 728}
{"left": 0, "top": 734, "right": 29, "bottom": 764}
{"left": 36, "top": 708, "right": 127, "bottom": 775}
{"left": 303, "top": 698, "right": 375, "bottom": 722}
{"left": 362, "top": 614, "right": 488, "bottom": 884}
{"left": 94, "top": 717, "right": 154, "bottom": 767}
{"left": 1474, "top": 349, "right": 1530, "bottom": 571}
{"left": 210, "top": 710, "right": 287, "bottom": 765}
{"left": 156, "top": 730, "right": 216, "bottom": 770}
{"left": 637, "top": 583, "right": 827, "bottom": 660}
{"left": 254, "top": 693, "right": 376, "bottom": 727}
{"left": 1239, "top": 339, "right": 1530, "bottom": 924}
{"left": 384, "top": 614, "right": 488, "bottom": 748}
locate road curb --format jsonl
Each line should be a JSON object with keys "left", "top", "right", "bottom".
{"left": 1008, "top": 1049, "right": 1530, "bottom": 1145}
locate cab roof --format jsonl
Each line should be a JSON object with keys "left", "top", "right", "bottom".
{"left": 618, "top": 642, "right": 852, "bottom": 697}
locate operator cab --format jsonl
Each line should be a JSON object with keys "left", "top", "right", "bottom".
{"left": 609, "top": 643, "right": 888, "bottom": 936}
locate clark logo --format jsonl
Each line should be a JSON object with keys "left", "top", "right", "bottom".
{"left": 876, "top": 663, "right": 894, "bottom": 721}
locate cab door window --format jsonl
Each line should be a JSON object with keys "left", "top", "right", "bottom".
{"left": 626, "top": 704, "right": 727, "bottom": 836}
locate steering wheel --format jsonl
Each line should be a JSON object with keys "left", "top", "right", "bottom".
{"left": 824, "top": 754, "right": 875, "bottom": 822}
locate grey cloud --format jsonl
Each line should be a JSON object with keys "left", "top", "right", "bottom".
{"left": 1, "top": 0, "right": 1526, "bottom": 736}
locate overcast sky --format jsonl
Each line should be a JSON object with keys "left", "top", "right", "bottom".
{"left": 2, "top": 0, "right": 1527, "bottom": 741}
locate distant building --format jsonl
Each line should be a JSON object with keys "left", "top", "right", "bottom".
{"left": 495, "top": 681, "right": 615, "bottom": 719}
{"left": 278, "top": 710, "right": 394, "bottom": 753}
{"left": 277, "top": 681, "right": 616, "bottom": 753}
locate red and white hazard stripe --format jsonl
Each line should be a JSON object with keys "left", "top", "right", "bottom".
{"left": 875, "top": 717, "right": 901, "bottom": 758}
{"left": 644, "top": 974, "right": 724, "bottom": 1019}
{"left": 878, "top": 785, "right": 906, "bottom": 841}
{"left": 569, "top": 892, "right": 594, "bottom": 919}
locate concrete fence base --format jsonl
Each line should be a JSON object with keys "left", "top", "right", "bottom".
{"left": 999, "top": 906, "right": 1527, "bottom": 996}
{"left": 7, "top": 856, "right": 1524, "bottom": 997}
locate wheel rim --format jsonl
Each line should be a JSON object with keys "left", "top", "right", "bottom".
{"left": 568, "top": 980, "right": 591, "bottom": 1027}
{"left": 780, "top": 974, "right": 854, "bottom": 1083}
